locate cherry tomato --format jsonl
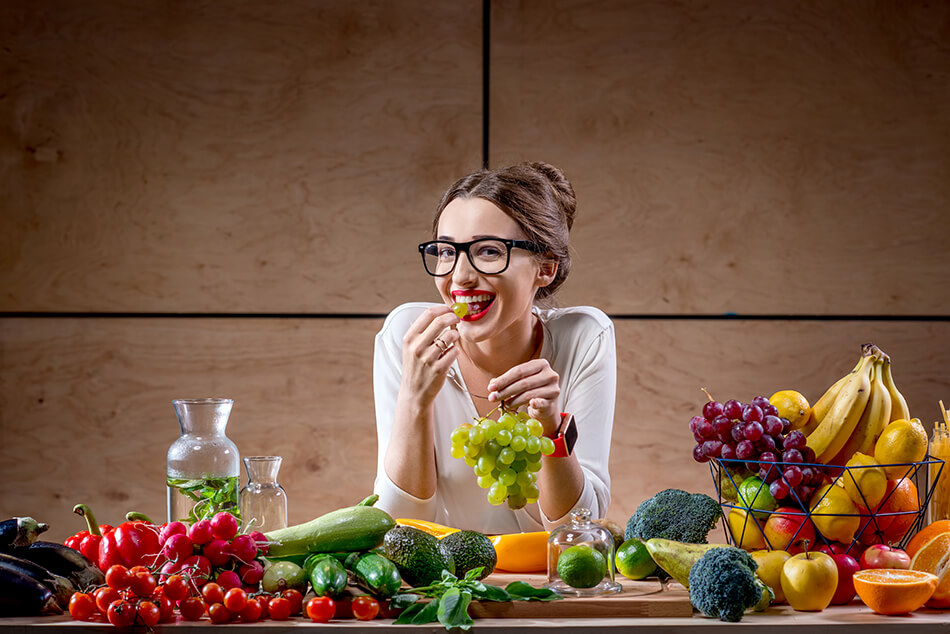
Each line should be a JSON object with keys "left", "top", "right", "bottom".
{"left": 267, "top": 596, "right": 292, "bottom": 620}
{"left": 154, "top": 594, "right": 175, "bottom": 623}
{"left": 129, "top": 565, "right": 151, "bottom": 576}
{"left": 178, "top": 596, "right": 206, "bottom": 620}
{"left": 208, "top": 602, "right": 235, "bottom": 624}
{"left": 279, "top": 588, "right": 303, "bottom": 615}
{"left": 94, "top": 586, "right": 121, "bottom": 614}
{"left": 306, "top": 596, "right": 335, "bottom": 623}
{"left": 135, "top": 600, "right": 160, "bottom": 627}
{"left": 352, "top": 595, "right": 380, "bottom": 621}
{"left": 239, "top": 597, "right": 263, "bottom": 623}
{"left": 105, "top": 564, "right": 131, "bottom": 591}
{"left": 257, "top": 594, "right": 269, "bottom": 618}
{"left": 129, "top": 570, "right": 157, "bottom": 598}
{"left": 68, "top": 592, "right": 96, "bottom": 621}
{"left": 162, "top": 573, "right": 190, "bottom": 601}
{"left": 201, "top": 582, "right": 225, "bottom": 606}
{"left": 223, "top": 587, "right": 248, "bottom": 613}
{"left": 107, "top": 600, "right": 136, "bottom": 627}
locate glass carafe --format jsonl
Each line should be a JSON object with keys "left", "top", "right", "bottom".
{"left": 545, "top": 508, "right": 622, "bottom": 596}
{"left": 239, "top": 456, "right": 288, "bottom": 532}
{"left": 166, "top": 398, "right": 241, "bottom": 524}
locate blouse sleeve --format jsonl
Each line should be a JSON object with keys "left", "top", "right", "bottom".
{"left": 540, "top": 315, "right": 616, "bottom": 528}
{"left": 371, "top": 304, "right": 438, "bottom": 520}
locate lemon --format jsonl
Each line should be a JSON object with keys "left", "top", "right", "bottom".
{"left": 557, "top": 544, "right": 607, "bottom": 589}
{"left": 809, "top": 483, "right": 860, "bottom": 543}
{"left": 840, "top": 451, "right": 887, "bottom": 508}
{"left": 738, "top": 476, "right": 778, "bottom": 518}
{"left": 615, "top": 538, "right": 656, "bottom": 580}
{"left": 727, "top": 508, "right": 767, "bottom": 550}
{"left": 875, "top": 419, "right": 928, "bottom": 479}
{"left": 769, "top": 390, "right": 811, "bottom": 430}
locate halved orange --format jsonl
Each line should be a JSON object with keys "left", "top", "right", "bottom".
{"left": 906, "top": 520, "right": 950, "bottom": 559}
{"left": 853, "top": 568, "right": 938, "bottom": 615}
{"left": 910, "top": 531, "right": 950, "bottom": 608}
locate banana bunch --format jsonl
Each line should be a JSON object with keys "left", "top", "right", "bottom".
{"left": 805, "top": 343, "right": 911, "bottom": 465}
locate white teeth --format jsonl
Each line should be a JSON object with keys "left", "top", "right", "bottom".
{"left": 456, "top": 294, "right": 493, "bottom": 304}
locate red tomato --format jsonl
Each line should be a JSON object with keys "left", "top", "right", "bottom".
{"left": 201, "top": 582, "right": 225, "bottom": 606}
{"left": 178, "top": 596, "right": 207, "bottom": 621}
{"left": 239, "top": 597, "right": 263, "bottom": 623}
{"left": 306, "top": 596, "right": 336, "bottom": 623}
{"left": 94, "top": 586, "right": 121, "bottom": 614}
{"left": 135, "top": 601, "right": 160, "bottom": 627}
{"left": 223, "top": 587, "right": 248, "bottom": 613}
{"left": 105, "top": 564, "right": 131, "bottom": 591}
{"left": 208, "top": 603, "right": 235, "bottom": 624}
{"left": 279, "top": 588, "right": 304, "bottom": 615}
{"left": 352, "top": 595, "right": 380, "bottom": 621}
{"left": 162, "top": 574, "right": 190, "bottom": 602}
{"left": 154, "top": 594, "right": 175, "bottom": 623}
{"left": 68, "top": 592, "right": 96, "bottom": 621}
{"left": 267, "top": 596, "right": 292, "bottom": 620}
{"left": 129, "top": 570, "right": 158, "bottom": 598}
{"left": 107, "top": 600, "right": 136, "bottom": 627}
{"left": 129, "top": 565, "right": 150, "bottom": 576}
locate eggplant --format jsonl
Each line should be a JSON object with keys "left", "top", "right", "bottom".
{"left": 0, "top": 553, "right": 76, "bottom": 609}
{"left": 12, "top": 541, "right": 104, "bottom": 592}
{"left": 0, "top": 517, "right": 49, "bottom": 551}
{"left": 0, "top": 565, "right": 62, "bottom": 616}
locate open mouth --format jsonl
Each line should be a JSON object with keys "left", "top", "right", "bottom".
{"left": 452, "top": 293, "right": 495, "bottom": 321}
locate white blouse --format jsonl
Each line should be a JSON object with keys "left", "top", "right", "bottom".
{"left": 372, "top": 302, "right": 617, "bottom": 533}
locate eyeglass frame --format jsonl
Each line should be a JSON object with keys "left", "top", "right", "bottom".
{"left": 417, "top": 238, "right": 545, "bottom": 277}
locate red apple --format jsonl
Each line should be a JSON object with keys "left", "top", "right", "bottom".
{"left": 859, "top": 544, "right": 910, "bottom": 570}
{"left": 764, "top": 507, "right": 816, "bottom": 553}
{"left": 828, "top": 553, "right": 861, "bottom": 605}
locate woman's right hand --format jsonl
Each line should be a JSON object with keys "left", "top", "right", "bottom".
{"left": 399, "top": 305, "right": 461, "bottom": 406}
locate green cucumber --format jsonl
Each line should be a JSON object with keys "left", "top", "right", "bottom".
{"left": 305, "top": 554, "right": 348, "bottom": 597}
{"left": 345, "top": 551, "right": 402, "bottom": 598}
{"left": 264, "top": 501, "right": 395, "bottom": 559}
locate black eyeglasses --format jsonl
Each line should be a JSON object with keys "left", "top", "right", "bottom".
{"left": 418, "top": 238, "right": 543, "bottom": 277}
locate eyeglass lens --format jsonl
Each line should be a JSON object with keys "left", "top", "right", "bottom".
{"left": 423, "top": 239, "right": 511, "bottom": 276}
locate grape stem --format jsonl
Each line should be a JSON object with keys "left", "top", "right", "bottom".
{"left": 701, "top": 387, "right": 715, "bottom": 403}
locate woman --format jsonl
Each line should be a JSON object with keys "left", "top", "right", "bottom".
{"left": 373, "top": 162, "right": 616, "bottom": 533}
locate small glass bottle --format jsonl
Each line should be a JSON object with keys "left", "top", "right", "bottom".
{"left": 166, "top": 398, "right": 241, "bottom": 524}
{"left": 928, "top": 414, "right": 950, "bottom": 524}
{"left": 240, "top": 456, "right": 288, "bottom": 533}
{"left": 545, "top": 508, "right": 622, "bottom": 596}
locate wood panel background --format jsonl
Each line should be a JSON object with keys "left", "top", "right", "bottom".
{"left": 1, "top": 1, "right": 948, "bottom": 542}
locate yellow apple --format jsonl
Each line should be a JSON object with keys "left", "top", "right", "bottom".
{"left": 781, "top": 550, "right": 839, "bottom": 611}
{"left": 750, "top": 549, "right": 791, "bottom": 603}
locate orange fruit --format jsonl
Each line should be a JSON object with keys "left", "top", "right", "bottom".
{"left": 857, "top": 478, "right": 919, "bottom": 544}
{"left": 910, "top": 531, "right": 950, "bottom": 608}
{"left": 906, "top": 520, "right": 950, "bottom": 559}
{"left": 852, "top": 568, "right": 938, "bottom": 615}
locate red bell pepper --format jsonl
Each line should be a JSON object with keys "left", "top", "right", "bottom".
{"left": 98, "top": 515, "right": 161, "bottom": 571}
{"left": 64, "top": 504, "right": 114, "bottom": 565}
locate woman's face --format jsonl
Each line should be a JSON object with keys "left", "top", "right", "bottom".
{"left": 434, "top": 197, "right": 552, "bottom": 344}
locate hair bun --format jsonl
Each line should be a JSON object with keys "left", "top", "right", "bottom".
{"left": 526, "top": 161, "right": 576, "bottom": 230}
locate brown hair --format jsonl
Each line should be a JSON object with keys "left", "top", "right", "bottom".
{"left": 433, "top": 162, "right": 576, "bottom": 305}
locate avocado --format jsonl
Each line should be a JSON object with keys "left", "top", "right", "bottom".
{"left": 382, "top": 526, "right": 455, "bottom": 587}
{"left": 438, "top": 530, "right": 497, "bottom": 580}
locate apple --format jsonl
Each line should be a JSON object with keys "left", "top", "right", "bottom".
{"left": 859, "top": 544, "right": 911, "bottom": 570}
{"left": 828, "top": 553, "right": 861, "bottom": 605}
{"left": 750, "top": 549, "right": 791, "bottom": 603}
{"left": 764, "top": 506, "right": 816, "bottom": 553}
{"left": 781, "top": 550, "right": 839, "bottom": 611}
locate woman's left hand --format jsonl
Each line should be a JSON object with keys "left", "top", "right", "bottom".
{"left": 487, "top": 359, "right": 561, "bottom": 434}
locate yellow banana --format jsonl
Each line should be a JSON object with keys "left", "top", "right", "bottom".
{"left": 828, "top": 355, "right": 891, "bottom": 465}
{"left": 806, "top": 353, "right": 874, "bottom": 463}
{"left": 811, "top": 354, "right": 865, "bottom": 423}
{"left": 880, "top": 355, "right": 911, "bottom": 421}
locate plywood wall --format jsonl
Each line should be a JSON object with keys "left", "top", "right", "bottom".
{"left": 1, "top": 0, "right": 948, "bottom": 542}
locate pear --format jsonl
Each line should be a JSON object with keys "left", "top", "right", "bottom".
{"left": 644, "top": 538, "right": 730, "bottom": 589}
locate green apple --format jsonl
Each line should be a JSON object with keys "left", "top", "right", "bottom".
{"left": 750, "top": 549, "right": 791, "bottom": 603}
{"left": 780, "top": 550, "right": 839, "bottom": 611}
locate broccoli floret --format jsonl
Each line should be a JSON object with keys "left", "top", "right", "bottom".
{"left": 688, "top": 547, "right": 762, "bottom": 623}
{"left": 624, "top": 489, "right": 721, "bottom": 544}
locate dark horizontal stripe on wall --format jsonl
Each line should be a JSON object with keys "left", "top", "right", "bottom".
{"left": 1, "top": 312, "right": 947, "bottom": 321}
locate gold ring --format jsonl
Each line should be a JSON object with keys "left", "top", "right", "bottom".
{"left": 434, "top": 338, "right": 449, "bottom": 353}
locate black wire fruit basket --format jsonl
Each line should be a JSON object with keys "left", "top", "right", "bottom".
{"left": 710, "top": 455, "right": 945, "bottom": 555}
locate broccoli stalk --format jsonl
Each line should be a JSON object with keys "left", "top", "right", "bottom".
{"left": 688, "top": 547, "right": 763, "bottom": 622}
{"left": 624, "top": 489, "right": 721, "bottom": 544}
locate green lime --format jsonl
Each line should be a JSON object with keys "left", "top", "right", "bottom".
{"left": 557, "top": 544, "right": 607, "bottom": 589}
{"left": 262, "top": 560, "right": 308, "bottom": 594}
{"left": 615, "top": 538, "right": 656, "bottom": 580}
{"left": 738, "top": 476, "right": 777, "bottom": 518}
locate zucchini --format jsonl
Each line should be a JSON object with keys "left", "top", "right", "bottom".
{"left": 265, "top": 501, "right": 395, "bottom": 559}
{"left": 345, "top": 551, "right": 402, "bottom": 598}
{"left": 305, "top": 554, "right": 348, "bottom": 597}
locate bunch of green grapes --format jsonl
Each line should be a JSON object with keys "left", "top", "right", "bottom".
{"left": 450, "top": 409, "right": 556, "bottom": 509}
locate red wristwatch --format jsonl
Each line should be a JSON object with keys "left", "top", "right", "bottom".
{"left": 548, "top": 413, "right": 578, "bottom": 458}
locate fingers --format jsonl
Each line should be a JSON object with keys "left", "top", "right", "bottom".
{"left": 487, "top": 359, "right": 560, "bottom": 410}
{"left": 402, "top": 306, "right": 460, "bottom": 360}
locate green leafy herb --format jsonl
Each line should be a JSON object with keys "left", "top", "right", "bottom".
{"left": 167, "top": 475, "right": 240, "bottom": 523}
{"left": 391, "top": 567, "right": 560, "bottom": 631}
